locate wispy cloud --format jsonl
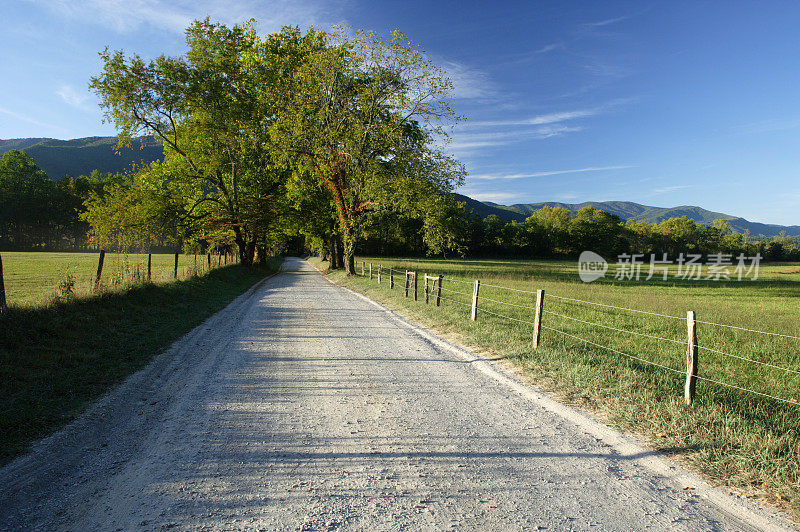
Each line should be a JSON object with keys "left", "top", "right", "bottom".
{"left": 649, "top": 185, "right": 692, "bottom": 196}
{"left": 56, "top": 84, "right": 91, "bottom": 110}
{"left": 440, "top": 60, "right": 498, "bottom": 100}
{"left": 446, "top": 125, "right": 583, "bottom": 151}
{"left": 731, "top": 118, "right": 800, "bottom": 136}
{"left": 534, "top": 42, "right": 563, "bottom": 54}
{"left": 0, "top": 106, "right": 66, "bottom": 131}
{"left": 30, "top": 0, "right": 342, "bottom": 34}
{"left": 469, "top": 165, "right": 635, "bottom": 181}
{"left": 458, "top": 190, "right": 525, "bottom": 204}
{"left": 581, "top": 16, "right": 629, "bottom": 28}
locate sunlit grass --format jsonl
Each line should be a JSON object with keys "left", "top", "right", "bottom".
{"left": 328, "top": 256, "right": 800, "bottom": 516}
{"left": 1, "top": 251, "right": 231, "bottom": 307}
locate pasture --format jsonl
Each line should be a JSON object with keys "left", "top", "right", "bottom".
{"left": 1, "top": 251, "right": 230, "bottom": 307}
{"left": 330, "top": 256, "right": 800, "bottom": 514}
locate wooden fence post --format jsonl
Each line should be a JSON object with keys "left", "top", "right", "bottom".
{"left": 410, "top": 271, "right": 416, "bottom": 301}
{"left": 362, "top": 261, "right": 365, "bottom": 276}
{"left": 390, "top": 268, "right": 394, "bottom": 288}
{"left": 147, "top": 253, "right": 152, "bottom": 282}
{"left": 94, "top": 250, "right": 106, "bottom": 291}
{"left": 378, "top": 265, "right": 382, "bottom": 284}
{"left": 533, "top": 289, "right": 544, "bottom": 348}
{"left": 685, "top": 310, "right": 699, "bottom": 406}
{"left": 404, "top": 271, "right": 410, "bottom": 297}
{"left": 471, "top": 280, "right": 481, "bottom": 321}
{"left": 0, "top": 253, "right": 7, "bottom": 311}
{"left": 173, "top": 252, "right": 179, "bottom": 279}
{"left": 424, "top": 275, "right": 430, "bottom": 304}
{"left": 436, "top": 275, "right": 442, "bottom": 306}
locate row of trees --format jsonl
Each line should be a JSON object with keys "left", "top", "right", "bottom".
{"left": 0, "top": 150, "right": 125, "bottom": 250}
{"left": 358, "top": 206, "right": 800, "bottom": 261}
{"left": 84, "top": 20, "right": 464, "bottom": 273}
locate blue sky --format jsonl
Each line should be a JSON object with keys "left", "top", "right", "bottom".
{"left": 1, "top": 1, "right": 799, "bottom": 224}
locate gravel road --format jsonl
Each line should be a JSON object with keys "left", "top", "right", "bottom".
{"left": 0, "top": 257, "right": 793, "bottom": 531}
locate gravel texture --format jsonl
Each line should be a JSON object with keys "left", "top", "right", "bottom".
{"left": 0, "top": 257, "right": 793, "bottom": 531}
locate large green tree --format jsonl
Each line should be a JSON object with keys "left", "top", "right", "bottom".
{"left": 90, "top": 19, "right": 305, "bottom": 264}
{"left": 276, "top": 29, "right": 464, "bottom": 273}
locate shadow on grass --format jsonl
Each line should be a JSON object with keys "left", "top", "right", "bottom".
{"left": 0, "top": 263, "right": 276, "bottom": 465}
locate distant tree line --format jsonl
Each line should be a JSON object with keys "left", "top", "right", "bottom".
{"left": 3, "top": 145, "right": 799, "bottom": 260}
{"left": 358, "top": 206, "right": 800, "bottom": 261}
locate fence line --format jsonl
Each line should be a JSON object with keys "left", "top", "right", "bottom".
{"left": 0, "top": 251, "right": 231, "bottom": 307}
{"left": 355, "top": 261, "right": 800, "bottom": 407}
{"left": 542, "top": 309, "right": 687, "bottom": 346}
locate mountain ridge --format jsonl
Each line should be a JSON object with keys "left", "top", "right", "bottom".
{"left": 0, "top": 136, "right": 164, "bottom": 179}
{"left": 0, "top": 136, "right": 794, "bottom": 238}
{"left": 454, "top": 194, "right": 800, "bottom": 238}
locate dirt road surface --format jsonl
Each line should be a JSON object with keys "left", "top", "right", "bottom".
{"left": 0, "top": 257, "right": 793, "bottom": 530}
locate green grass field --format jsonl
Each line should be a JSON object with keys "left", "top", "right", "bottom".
{"left": 0, "top": 258, "right": 277, "bottom": 465}
{"left": 1, "top": 251, "right": 235, "bottom": 307}
{"left": 327, "top": 256, "right": 800, "bottom": 516}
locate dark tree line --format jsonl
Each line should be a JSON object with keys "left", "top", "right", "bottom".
{"left": 358, "top": 205, "right": 800, "bottom": 261}
{"left": 0, "top": 150, "right": 125, "bottom": 251}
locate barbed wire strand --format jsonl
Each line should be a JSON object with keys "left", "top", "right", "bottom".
{"left": 479, "top": 294, "right": 539, "bottom": 311}
{"left": 697, "top": 345, "right": 800, "bottom": 375}
{"left": 438, "top": 295, "right": 472, "bottom": 308}
{"left": 443, "top": 277, "right": 474, "bottom": 285}
{"left": 542, "top": 325, "right": 798, "bottom": 405}
{"left": 478, "top": 306, "right": 537, "bottom": 326}
{"left": 542, "top": 309, "right": 686, "bottom": 346}
{"left": 545, "top": 293, "right": 686, "bottom": 320}
{"left": 439, "top": 286, "right": 472, "bottom": 297}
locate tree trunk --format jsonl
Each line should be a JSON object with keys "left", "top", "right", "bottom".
{"left": 342, "top": 232, "right": 355, "bottom": 275}
{"left": 329, "top": 235, "right": 339, "bottom": 269}
{"left": 335, "top": 236, "right": 345, "bottom": 272}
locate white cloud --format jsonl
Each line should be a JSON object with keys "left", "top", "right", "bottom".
{"left": 469, "top": 165, "right": 635, "bottom": 181}
{"left": 0, "top": 106, "right": 66, "bottom": 131}
{"left": 439, "top": 60, "right": 497, "bottom": 100}
{"left": 649, "top": 185, "right": 692, "bottom": 195}
{"left": 534, "top": 43, "right": 563, "bottom": 54}
{"left": 581, "top": 16, "right": 628, "bottom": 28}
{"left": 459, "top": 190, "right": 524, "bottom": 204}
{"left": 29, "top": 0, "right": 342, "bottom": 34}
{"left": 445, "top": 125, "right": 583, "bottom": 152}
{"left": 56, "top": 84, "right": 91, "bottom": 109}
{"left": 464, "top": 108, "right": 598, "bottom": 129}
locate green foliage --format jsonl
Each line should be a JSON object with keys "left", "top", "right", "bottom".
{"left": 275, "top": 27, "right": 464, "bottom": 271}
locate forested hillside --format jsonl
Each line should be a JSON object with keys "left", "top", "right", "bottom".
{"left": 477, "top": 199, "right": 800, "bottom": 237}
{"left": 0, "top": 136, "right": 163, "bottom": 180}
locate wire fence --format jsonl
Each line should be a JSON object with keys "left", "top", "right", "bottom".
{"left": 0, "top": 251, "right": 240, "bottom": 309}
{"left": 356, "top": 261, "right": 800, "bottom": 408}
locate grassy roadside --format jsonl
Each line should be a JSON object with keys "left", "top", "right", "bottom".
{"left": 0, "top": 259, "right": 280, "bottom": 465}
{"left": 314, "top": 256, "right": 800, "bottom": 519}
